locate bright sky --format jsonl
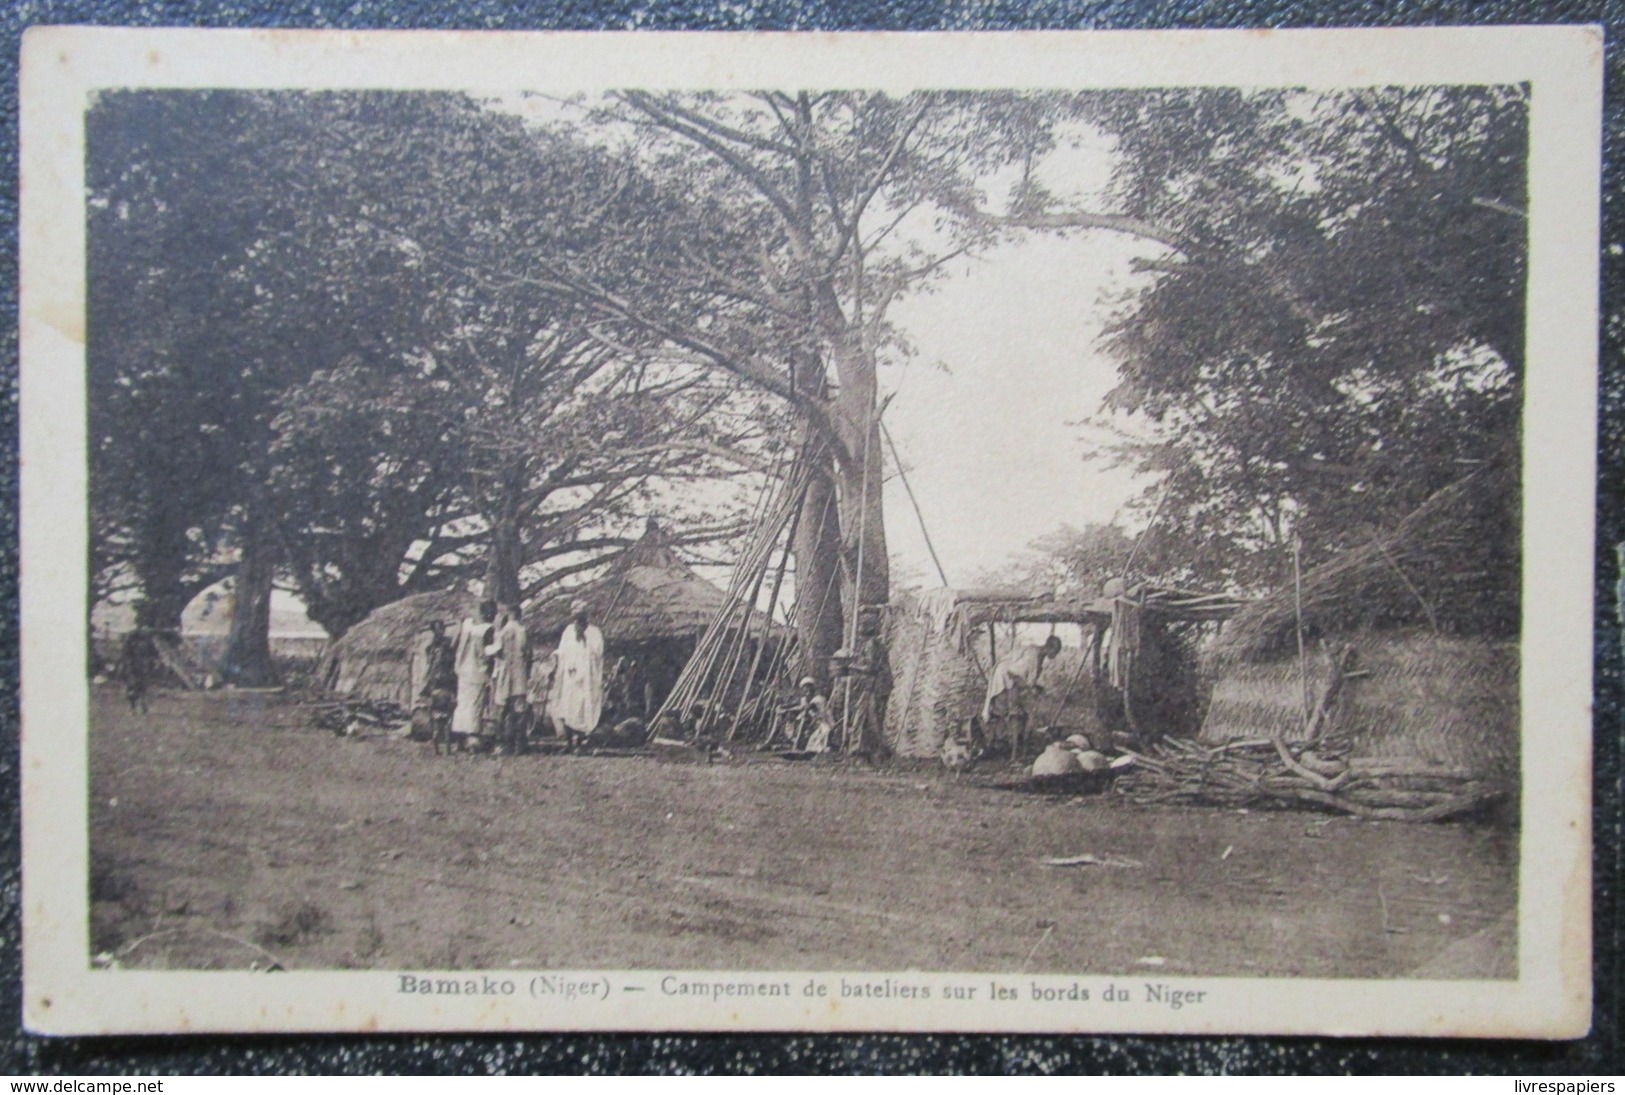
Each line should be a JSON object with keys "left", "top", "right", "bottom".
{"left": 879, "top": 214, "right": 1164, "bottom": 586}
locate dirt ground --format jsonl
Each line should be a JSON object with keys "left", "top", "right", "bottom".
{"left": 88, "top": 686, "right": 1518, "bottom": 978}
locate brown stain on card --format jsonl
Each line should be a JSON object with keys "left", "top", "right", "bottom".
{"left": 35, "top": 300, "right": 85, "bottom": 345}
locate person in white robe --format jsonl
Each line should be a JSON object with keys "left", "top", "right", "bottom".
{"left": 451, "top": 599, "right": 498, "bottom": 746}
{"left": 487, "top": 604, "right": 531, "bottom": 753}
{"left": 550, "top": 599, "right": 605, "bottom": 750}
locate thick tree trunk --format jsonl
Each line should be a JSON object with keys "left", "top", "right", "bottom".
{"left": 295, "top": 524, "right": 423, "bottom": 641}
{"left": 482, "top": 458, "right": 527, "bottom": 607}
{"left": 785, "top": 310, "right": 894, "bottom": 690}
{"left": 794, "top": 464, "right": 846, "bottom": 688}
{"left": 485, "top": 515, "right": 523, "bottom": 607}
{"left": 133, "top": 581, "right": 188, "bottom": 635}
{"left": 828, "top": 336, "right": 890, "bottom": 629}
{"left": 221, "top": 512, "right": 278, "bottom": 687}
{"left": 132, "top": 508, "right": 193, "bottom": 634}
{"left": 835, "top": 413, "right": 890, "bottom": 617}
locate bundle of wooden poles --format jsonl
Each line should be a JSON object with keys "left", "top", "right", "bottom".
{"left": 1112, "top": 737, "right": 1504, "bottom": 822}
{"left": 651, "top": 450, "right": 816, "bottom": 744}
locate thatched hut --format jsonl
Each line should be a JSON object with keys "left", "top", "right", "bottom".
{"left": 526, "top": 520, "right": 735, "bottom": 644}
{"left": 1199, "top": 466, "right": 1521, "bottom": 783}
{"left": 526, "top": 519, "right": 779, "bottom": 720}
{"left": 316, "top": 522, "right": 774, "bottom": 716}
{"left": 316, "top": 588, "right": 476, "bottom": 706}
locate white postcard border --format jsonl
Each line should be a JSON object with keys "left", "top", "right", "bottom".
{"left": 19, "top": 24, "right": 1601, "bottom": 1037}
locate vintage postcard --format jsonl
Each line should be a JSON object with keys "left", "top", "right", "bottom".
{"left": 19, "top": 25, "right": 1600, "bottom": 1036}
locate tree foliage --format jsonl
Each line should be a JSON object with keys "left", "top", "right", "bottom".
{"left": 88, "top": 91, "right": 773, "bottom": 652}
{"left": 261, "top": 93, "right": 775, "bottom": 628}
{"left": 88, "top": 84, "right": 1531, "bottom": 672}
{"left": 1073, "top": 86, "right": 1526, "bottom": 588}
{"left": 976, "top": 523, "right": 1137, "bottom": 601}
{"left": 89, "top": 91, "right": 327, "bottom": 632}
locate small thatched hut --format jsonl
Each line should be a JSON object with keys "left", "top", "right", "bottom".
{"left": 1199, "top": 466, "right": 1521, "bottom": 783}
{"left": 527, "top": 519, "right": 778, "bottom": 719}
{"left": 526, "top": 520, "right": 736, "bottom": 645}
{"left": 317, "top": 588, "right": 476, "bottom": 706}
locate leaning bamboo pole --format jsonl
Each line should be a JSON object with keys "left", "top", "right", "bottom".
{"left": 707, "top": 558, "right": 773, "bottom": 737}
{"left": 652, "top": 457, "right": 810, "bottom": 736}
{"left": 727, "top": 481, "right": 806, "bottom": 742}
{"left": 881, "top": 421, "right": 949, "bottom": 588}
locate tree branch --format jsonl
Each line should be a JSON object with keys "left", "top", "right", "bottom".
{"left": 520, "top": 551, "right": 623, "bottom": 601}
{"left": 619, "top": 92, "right": 811, "bottom": 262}
{"left": 994, "top": 210, "right": 1187, "bottom": 253}
{"left": 831, "top": 102, "right": 931, "bottom": 268}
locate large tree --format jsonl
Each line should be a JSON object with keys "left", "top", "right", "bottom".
{"left": 1066, "top": 87, "right": 1527, "bottom": 588}
{"left": 518, "top": 91, "right": 1107, "bottom": 683}
{"left": 89, "top": 91, "right": 459, "bottom": 677}
{"left": 263, "top": 93, "right": 773, "bottom": 628}
{"left": 88, "top": 91, "right": 328, "bottom": 656}
{"left": 90, "top": 90, "right": 773, "bottom": 663}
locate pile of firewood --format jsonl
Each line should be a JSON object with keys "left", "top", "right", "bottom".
{"left": 1113, "top": 737, "right": 1505, "bottom": 822}
{"left": 308, "top": 697, "right": 412, "bottom": 735}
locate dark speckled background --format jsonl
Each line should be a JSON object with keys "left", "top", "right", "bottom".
{"left": 0, "top": 0, "right": 1618, "bottom": 1075}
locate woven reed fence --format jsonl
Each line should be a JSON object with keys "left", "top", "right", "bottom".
{"left": 882, "top": 603, "right": 984, "bottom": 758}
{"left": 1201, "top": 632, "right": 1519, "bottom": 782}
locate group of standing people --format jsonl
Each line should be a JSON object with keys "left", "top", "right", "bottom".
{"left": 412, "top": 598, "right": 607, "bottom": 755}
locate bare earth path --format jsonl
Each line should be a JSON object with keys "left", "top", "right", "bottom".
{"left": 88, "top": 687, "right": 1517, "bottom": 978}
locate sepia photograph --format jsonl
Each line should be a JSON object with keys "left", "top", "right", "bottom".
{"left": 19, "top": 27, "right": 1598, "bottom": 1036}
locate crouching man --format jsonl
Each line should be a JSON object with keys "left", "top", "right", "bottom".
{"left": 788, "top": 677, "right": 833, "bottom": 754}
{"left": 979, "top": 634, "right": 1061, "bottom": 761}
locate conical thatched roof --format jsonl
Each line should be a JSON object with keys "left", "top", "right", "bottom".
{"left": 1207, "top": 462, "right": 1519, "bottom": 666}
{"left": 526, "top": 520, "right": 753, "bottom": 645}
{"left": 317, "top": 588, "right": 477, "bottom": 705}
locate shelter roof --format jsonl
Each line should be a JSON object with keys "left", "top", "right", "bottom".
{"left": 526, "top": 519, "right": 778, "bottom": 645}
{"left": 324, "top": 588, "right": 477, "bottom": 661}
{"left": 1206, "top": 463, "right": 1518, "bottom": 665}
{"left": 949, "top": 583, "right": 1246, "bottom": 627}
